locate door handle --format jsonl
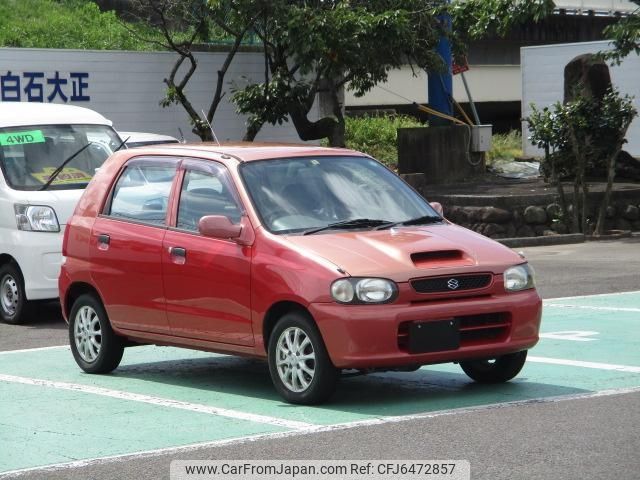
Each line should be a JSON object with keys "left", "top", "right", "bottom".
{"left": 97, "top": 234, "right": 110, "bottom": 244}
{"left": 97, "top": 234, "right": 110, "bottom": 250}
{"left": 170, "top": 247, "right": 186, "bottom": 257}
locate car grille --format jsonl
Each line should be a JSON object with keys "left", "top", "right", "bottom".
{"left": 398, "top": 313, "right": 510, "bottom": 351}
{"left": 411, "top": 274, "right": 492, "bottom": 294}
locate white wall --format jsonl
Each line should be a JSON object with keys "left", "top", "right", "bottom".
{"left": 345, "top": 64, "right": 521, "bottom": 107}
{"left": 0, "top": 48, "right": 314, "bottom": 143}
{"left": 521, "top": 41, "right": 640, "bottom": 157}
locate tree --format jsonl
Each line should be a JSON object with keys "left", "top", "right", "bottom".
{"left": 527, "top": 90, "right": 637, "bottom": 235}
{"left": 126, "top": 0, "right": 264, "bottom": 141}
{"left": 602, "top": 0, "right": 640, "bottom": 65}
{"left": 232, "top": 0, "right": 555, "bottom": 146}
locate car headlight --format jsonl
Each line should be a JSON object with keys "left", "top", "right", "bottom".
{"left": 504, "top": 264, "right": 535, "bottom": 292}
{"left": 14, "top": 204, "right": 60, "bottom": 232}
{"left": 331, "top": 278, "right": 398, "bottom": 304}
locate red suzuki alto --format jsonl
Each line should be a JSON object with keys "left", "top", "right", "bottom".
{"left": 59, "top": 144, "right": 541, "bottom": 404}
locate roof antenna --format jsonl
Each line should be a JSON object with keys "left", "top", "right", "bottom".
{"left": 201, "top": 110, "right": 220, "bottom": 146}
{"left": 177, "top": 127, "right": 185, "bottom": 144}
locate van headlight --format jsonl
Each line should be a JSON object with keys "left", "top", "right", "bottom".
{"left": 14, "top": 204, "right": 60, "bottom": 232}
{"left": 504, "top": 264, "right": 535, "bottom": 292}
{"left": 331, "top": 278, "right": 398, "bottom": 304}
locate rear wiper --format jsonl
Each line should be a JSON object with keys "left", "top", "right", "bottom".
{"left": 376, "top": 215, "right": 442, "bottom": 230}
{"left": 39, "top": 136, "right": 129, "bottom": 191}
{"left": 303, "top": 218, "right": 393, "bottom": 235}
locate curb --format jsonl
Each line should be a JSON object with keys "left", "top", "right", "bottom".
{"left": 498, "top": 234, "right": 586, "bottom": 248}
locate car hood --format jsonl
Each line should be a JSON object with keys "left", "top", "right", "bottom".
{"left": 8, "top": 189, "right": 84, "bottom": 226}
{"left": 284, "top": 223, "right": 524, "bottom": 282}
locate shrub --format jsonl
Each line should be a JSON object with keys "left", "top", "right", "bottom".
{"left": 341, "top": 115, "right": 424, "bottom": 167}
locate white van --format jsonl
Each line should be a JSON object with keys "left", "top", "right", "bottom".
{"left": 0, "top": 102, "right": 122, "bottom": 324}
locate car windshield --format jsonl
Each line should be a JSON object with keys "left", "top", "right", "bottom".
{"left": 0, "top": 124, "right": 121, "bottom": 190}
{"left": 240, "top": 156, "right": 440, "bottom": 234}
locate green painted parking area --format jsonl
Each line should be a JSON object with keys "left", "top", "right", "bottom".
{"left": 1, "top": 291, "right": 639, "bottom": 475}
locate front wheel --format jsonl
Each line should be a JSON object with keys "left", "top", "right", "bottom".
{"left": 0, "top": 263, "right": 30, "bottom": 325}
{"left": 268, "top": 311, "right": 339, "bottom": 405}
{"left": 69, "top": 293, "right": 124, "bottom": 374}
{"left": 460, "top": 350, "right": 528, "bottom": 383}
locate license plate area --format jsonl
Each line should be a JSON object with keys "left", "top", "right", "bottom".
{"left": 408, "top": 319, "right": 460, "bottom": 353}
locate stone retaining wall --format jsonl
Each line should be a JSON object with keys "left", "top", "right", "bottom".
{"left": 444, "top": 201, "right": 640, "bottom": 239}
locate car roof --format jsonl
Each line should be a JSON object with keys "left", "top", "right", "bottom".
{"left": 0, "top": 102, "right": 112, "bottom": 128}
{"left": 146, "top": 142, "right": 366, "bottom": 162}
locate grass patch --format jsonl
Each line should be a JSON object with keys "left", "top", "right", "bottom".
{"left": 487, "top": 130, "right": 523, "bottom": 163}
{"left": 0, "top": 0, "right": 170, "bottom": 50}
{"left": 343, "top": 115, "right": 424, "bottom": 167}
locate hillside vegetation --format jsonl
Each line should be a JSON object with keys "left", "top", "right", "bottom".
{"left": 0, "top": 0, "right": 165, "bottom": 50}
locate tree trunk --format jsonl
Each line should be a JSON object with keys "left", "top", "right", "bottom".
{"left": 548, "top": 146, "right": 568, "bottom": 221}
{"left": 243, "top": 121, "right": 264, "bottom": 142}
{"left": 594, "top": 129, "right": 630, "bottom": 235}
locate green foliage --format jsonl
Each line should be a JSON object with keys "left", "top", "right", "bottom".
{"left": 447, "top": 0, "right": 555, "bottom": 60}
{"left": 602, "top": 0, "right": 640, "bottom": 64}
{"left": 0, "top": 0, "right": 168, "bottom": 50}
{"left": 340, "top": 115, "right": 424, "bottom": 167}
{"left": 486, "top": 131, "right": 523, "bottom": 163}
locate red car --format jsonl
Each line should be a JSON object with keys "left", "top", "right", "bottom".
{"left": 59, "top": 144, "right": 541, "bottom": 404}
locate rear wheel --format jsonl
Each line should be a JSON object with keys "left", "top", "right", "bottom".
{"left": 0, "top": 263, "right": 30, "bottom": 325}
{"left": 460, "top": 350, "right": 528, "bottom": 383}
{"left": 268, "top": 311, "right": 339, "bottom": 405}
{"left": 69, "top": 293, "right": 124, "bottom": 374}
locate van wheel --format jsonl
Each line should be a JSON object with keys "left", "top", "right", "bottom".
{"left": 460, "top": 350, "right": 528, "bottom": 383}
{"left": 69, "top": 294, "right": 124, "bottom": 374}
{"left": 268, "top": 311, "right": 338, "bottom": 405}
{"left": 0, "top": 263, "right": 30, "bottom": 325}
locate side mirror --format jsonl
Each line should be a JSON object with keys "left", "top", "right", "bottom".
{"left": 198, "top": 215, "right": 242, "bottom": 240}
{"left": 430, "top": 201, "right": 444, "bottom": 216}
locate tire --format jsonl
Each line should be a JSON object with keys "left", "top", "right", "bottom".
{"left": 0, "top": 263, "right": 31, "bottom": 325}
{"left": 460, "top": 350, "right": 528, "bottom": 383}
{"left": 267, "top": 311, "right": 339, "bottom": 405}
{"left": 69, "top": 293, "right": 124, "bottom": 374}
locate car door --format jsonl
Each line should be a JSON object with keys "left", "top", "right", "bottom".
{"left": 90, "top": 156, "right": 179, "bottom": 334}
{"left": 163, "top": 159, "right": 253, "bottom": 346}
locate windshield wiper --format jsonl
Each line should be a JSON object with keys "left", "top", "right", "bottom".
{"left": 376, "top": 215, "right": 442, "bottom": 230}
{"left": 39, "top": 142, "right": 94, "bottom": 191}
{"left": 303, "top": 218, "right": 394, "bottom": 235}
{"left": 39, "top": 136, "right": 129, "bottom": 191}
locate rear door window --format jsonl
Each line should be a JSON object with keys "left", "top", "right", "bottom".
{"left": 107, "top": 159, "right": 178, "bottom": 226}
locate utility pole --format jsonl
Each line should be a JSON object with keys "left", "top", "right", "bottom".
{"left": 428, "top": 2, "right": 453, "bottom": 126}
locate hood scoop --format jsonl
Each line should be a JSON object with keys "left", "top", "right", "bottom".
{"left": 411, "top": 250, "right": 474, "bottom": 268}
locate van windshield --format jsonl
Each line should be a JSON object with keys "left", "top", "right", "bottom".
{"left": 0, "top": 124, "right": 121, "bottom": 190}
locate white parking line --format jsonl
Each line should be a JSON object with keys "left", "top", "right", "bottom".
{"left": 2, "top": 385, "right": 639, "bottom": 479}
{"left": 543, "top": 290, "right": 640, "bottom": 302}
{"left": 0, "top": 374, "right": 314, "bottom": 431}
{"left": 528, "top": 356, "right": 640, "bottom": 373}
{"left": 544, "top": 304, "right": 640, "bottom": 312}
{"left": 0, "top": 345, "right": 68, "bottom": 355}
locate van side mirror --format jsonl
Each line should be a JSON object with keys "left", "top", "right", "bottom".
{"left": 198, "top": 215, "right": 242, "bottom": 240}
{"left": 430, "top": 202, "right": 444, "bottom": 216}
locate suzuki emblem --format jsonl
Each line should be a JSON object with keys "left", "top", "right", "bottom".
{"left": 447, "top": 278, "right": 460, "bottom": 290}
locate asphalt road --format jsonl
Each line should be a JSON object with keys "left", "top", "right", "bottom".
{"left": 1, "top": 237, "right": 639, "bottom": 480}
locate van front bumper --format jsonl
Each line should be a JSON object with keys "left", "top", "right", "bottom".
{"left": 309, "top": 288, "right": 542, "bottom": 369}
{"left": 2, "top": 228, "right": 64, "bottom": 301}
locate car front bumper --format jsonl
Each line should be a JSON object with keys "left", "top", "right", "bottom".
{"left": 309, "top": 286, "right": 542, "bottom": 369}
